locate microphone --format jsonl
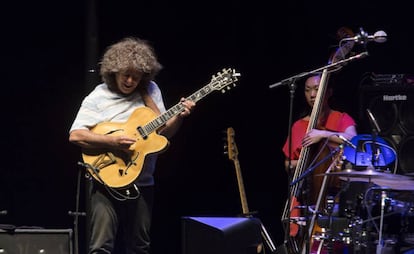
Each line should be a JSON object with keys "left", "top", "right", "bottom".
{"left": 342, "top": 28, "right": 387, "bottom": 44}
{"left": 337, "top": 135, "right": 357, "bottom": 149}
{"left": 367, "top": 108, "right": 382, "bottom": 133}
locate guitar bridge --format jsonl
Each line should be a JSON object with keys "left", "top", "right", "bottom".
{"left": 118, "top": 169, "right": 125, "bottom": 176}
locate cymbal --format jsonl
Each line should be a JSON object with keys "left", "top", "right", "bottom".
{"left": 372, "top": 178, "right": 414, "bottom": 191}
{"left": 316, "top": 169, "right": 413, "bottom": 180}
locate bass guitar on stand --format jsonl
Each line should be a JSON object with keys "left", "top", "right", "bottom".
{"left": 225, "top": 127, "right": 277, "bottom": 253}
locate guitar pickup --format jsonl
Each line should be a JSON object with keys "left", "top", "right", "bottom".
{"left": 137, "top": 126, "right": 148, "bottom": 139}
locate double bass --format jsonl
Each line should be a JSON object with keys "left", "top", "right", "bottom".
{"left": 281, "top": 27, "right": 355, "bottom": 254}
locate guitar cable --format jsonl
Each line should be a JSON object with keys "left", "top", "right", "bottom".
{"left": 78, "top": 161, "right": 141, "bottom": 201}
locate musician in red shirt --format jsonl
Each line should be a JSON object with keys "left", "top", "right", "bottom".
{"left": 282, "top": 74, "right": 357, "bottom": 171}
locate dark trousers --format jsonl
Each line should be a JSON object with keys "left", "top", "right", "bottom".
{"left": 88, "top": 184, "right": 154, "bottom": 254}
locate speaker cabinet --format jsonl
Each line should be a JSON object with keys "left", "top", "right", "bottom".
{"left": 358, "top": 84, "right": 414, "bottom": 173}
{"left": 0, "top": 228, "right": 73, "bottom": 254}
{"left": 181, "top": 216, "right": 262, "bottom": 254}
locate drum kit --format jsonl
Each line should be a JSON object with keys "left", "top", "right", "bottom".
{"left": 307, "top": 135, "right": 414, "bottom": 254}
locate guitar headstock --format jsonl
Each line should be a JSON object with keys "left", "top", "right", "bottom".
{"left": 225, "top": 127, "right": 238, "bottom": 161}
{"left": 210, "top": 68, "right": 240, "bottom": 93}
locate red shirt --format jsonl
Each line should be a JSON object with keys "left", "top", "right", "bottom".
{"left": 282, "top": 111, "right": 355, "bottom": 160}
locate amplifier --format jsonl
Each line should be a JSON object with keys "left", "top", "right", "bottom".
{"left": 0, "top": 228, "right": 73, "bottom": 254}
{"left": 358, "top": 84, "right": 414, "bottom": 173}
{"left": 181, "top": 216, "right": 262, "bottom": 254}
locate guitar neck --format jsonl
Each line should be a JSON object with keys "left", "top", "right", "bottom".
{"left": 233, "top": 158, "right": 250, "bottom": 215}
{"left": 141, "top": 81, "right": 223, "bottom": 137}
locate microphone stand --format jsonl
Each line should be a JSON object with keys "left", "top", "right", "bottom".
{"left": 366, "top": 109, "right": 382, "bottom": 170}
{"left": 371, "top": 127, "right": 380, "bottom": 170}
{"left": 269, "top": 52, "right": 369, "bottom": 89}
{"left": 281, "top": 78, "right": 298, "bottom": 253}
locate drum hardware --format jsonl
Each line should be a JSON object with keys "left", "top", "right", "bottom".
{"left": 347, "top": 216, "right": 366, "bottom": 252}
{"left": 319, "top": 196, "right": 337, "bottom": 253}
{"left": 308, "top": 196, "right": 350, "bottom": 254}
{"left": 361, "top": 186, "right": 414, "bottom": 253}
{"left": 376, "top": 190, "right": 387, "bottom": 253}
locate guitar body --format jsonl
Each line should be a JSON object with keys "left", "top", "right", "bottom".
{"left": 82, "top": 107, "right": 169, "bottom": 188}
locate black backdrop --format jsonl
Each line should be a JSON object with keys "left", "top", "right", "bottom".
{"left": 1, "top": 1, "right": 413, "bottom": 253}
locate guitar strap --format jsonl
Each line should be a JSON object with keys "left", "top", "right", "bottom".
{"left": 140, "top": 89, "right": 161, "bottom": 115}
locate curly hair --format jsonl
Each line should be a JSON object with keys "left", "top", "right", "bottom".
{"left": 99, "top": 37, "right": 163, "bottom": 91}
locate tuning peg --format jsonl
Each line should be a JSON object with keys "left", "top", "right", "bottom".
{"left": 223, "top": 143, "right": 229, "bottom": 152}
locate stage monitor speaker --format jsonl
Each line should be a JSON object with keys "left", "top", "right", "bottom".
{"left": 181, "top": 216, "right": 262, "bottom": 254}
{"left": 0, "top": 228, "right": 73, "bottom": 254}
{"left": 358, "top": 84, "right": 414, "bottom": 173}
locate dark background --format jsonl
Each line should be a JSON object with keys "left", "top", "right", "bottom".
{"left": 1, "top": 1, "right": 413, "bottom": 253}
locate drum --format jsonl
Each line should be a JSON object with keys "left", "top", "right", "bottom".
{"left": 343, "top": 134, "right": 396, "bottom": 171}
{"left": 393, "top": 197, "right": 414, "bottom": 245}
{"left": 338, "top": 180, "right": 375, "bottom": 218}
{"left": 310, "top": 231, "right": 352, "bottom": 254}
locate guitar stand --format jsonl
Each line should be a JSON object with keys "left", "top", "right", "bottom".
{"left": 240, "top": 211, "right": 277, "bottom": 253}
{"left": 259, "top": 221, "right": 277, "bottom": 253}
